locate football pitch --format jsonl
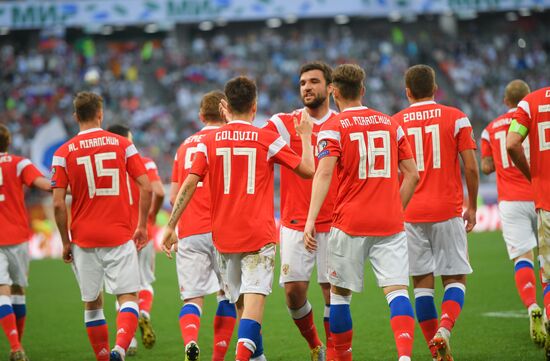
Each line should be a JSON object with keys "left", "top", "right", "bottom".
{"left": 8, "top": 231, "right": 545, "bottom": 360}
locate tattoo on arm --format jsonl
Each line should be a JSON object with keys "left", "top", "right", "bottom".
{"left": 168, "top": 187, "right": 188, "bottom": 229}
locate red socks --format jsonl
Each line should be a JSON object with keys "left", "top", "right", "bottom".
{"left": 289, "top": 301, "right": 323, "bottom": 349}
{"left": 514, "top": 259, "right": 537, "bottom": 308}
{"left": 138, "top": 289, "right": 154, "bottom": 317}
{"left": 324, "top": 305, "right": 336, "bottom": 360}
{"left": 332, "top": 330, "right": 353, "bottom": 361}
{"left": 84, "top": 309, "right": 110, "bottom": 361}
{"left": 179, "top": 303, "right": 201, "bottom": 345}
{"left": 213, "top": 298, "right": 237, "bottom": 361}
{"left": 115, "top": 302, "right": 139, "bottom": 351}
{"left": 387, "top": 290, "right": 415, "bottom": 359}
{"left": 439, "top": 283, "right": 465, "bottom": 332}
{"left": 236, "top": 341, "right": 254, "bottom": 361}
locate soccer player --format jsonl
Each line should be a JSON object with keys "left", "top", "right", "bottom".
{"left": 106, "top": 124, "right": 165, "bottom": 355}
{"left": 263, "top": 61, "right": 338, "bottom": 360}
{"left": 162, "top": 76, "right": 315, "bottom": 361}
{"left": 169, "top": 91, "right": 237, "bottom": 361}
{"left": 304, "top": 64, "right": 420, "bottom": 361}
{"left": 51, "top": 92, "right": 152, "bottom": 361}
{"left": 392, "top": 65, "right": 479, "bottom": 361}
{"left": 506, "top": 85, "right": 550, "bottom": 359}
{"left": 0, "top": 124, "right": 51, "bottom": 361}
{"left": 481, "top": 80, "right": 545, "bottom": 345}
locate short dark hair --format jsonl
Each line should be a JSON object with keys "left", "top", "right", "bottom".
{"left": 0, "top": 124, "right": 10, "bottom": 152}
{"left": 300, "top": 62, "right": 333, "bottom": 84}
{"left": 224, "top": 76, "right": 257, "bottom": 114}
{"left": 505, "top": 79, "right": 530, "bottom": 107}
{"left": 200, "top": 90, "right": 227, "bottom": 121}
{"left": 73, "top": 91, "right": 103, "bottom": 123}
{"left": 405, "top": 65, "right": 436, "bottom": 99}
{"left": 332, "top": 64, "right": 365, "bottom": 100}
{"left": 106, "top": 124, "right": 131, "bottom": 138}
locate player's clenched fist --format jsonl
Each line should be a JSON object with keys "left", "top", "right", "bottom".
{"left": 161, "top": 227, "right": 178, "bottom": 259}
{"left": 62, "top": 243, "right": 73, "bottom": 263}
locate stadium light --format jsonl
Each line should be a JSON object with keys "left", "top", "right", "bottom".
{"left": 518, "top": 38, "right": 527, "bottom": 48}
{"left": 334, "top": 15, "right": 350, "bottom": 25}
{"left": 144, "top": 24, "right": 159, "bottom": 34}
{"left": 388, "top": 11, "right": 401, "bottom": 22}
{"left": 198, "top": 21, "right": 214, "bottom": 31}
{"left": 284, "top": 14, "right": 298, "bottom": 24}
{"left": 266, "top": 18, "right": 283, "bottom": 28}
{"left": 101, "top": 26, "right": 113, "bottom": 35}
{"left": 0, "top": 27, "right": 9, "bottom": 36}
{"left": 518, "top": 8, "right": 531, "bottom": 16}
{"left": 215, "top": 18, "right": 228, "bottom": 27}
{"left": 506, "top": 12, "right": 519, "bottom": 21}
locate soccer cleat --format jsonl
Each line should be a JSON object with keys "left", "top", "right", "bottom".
{"left": 9, "top": 350, "right": 28, "bottom": 361}
{"left": 310, "top": 345, "right": 326, "bottom": 361}
{"left": 138, "top": 314, "right": 156, "bottom": 349}
{"left": 429, "top": 331, "right": 453, "bottom": 361}
{"left": 185, "top": 341, "right": 200, "bottom": 361}
{"left": 127, "top": 337, "right": 138, "bottom": 356}
{"left": 529, "top": 306, "right": 545, "bottom": 346}
{"left": 110, "top": 350, "right": 124, "bottom": 361}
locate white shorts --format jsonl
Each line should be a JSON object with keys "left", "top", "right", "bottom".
{"left": 217, "top": 243, "right": 276, "bottom": 303}
{"left": 538, "top": 210, "right": 550, "bottom": 282}
{"left": 138, "top": 241, "right": 156, "bottom": 290}
{"left": 499, "top": 201, "right": 538, "bottom": 259}
{"left": 176, "top": 233, "right": 222, "bottom": 300}
{"left": 406, "top": 217, "right": 473, "bottom": 277}
{"left": 72, "top": 240, "right": 140, "bottom": 302}
{"left": 279, "top": 226, "right": 329, "bottom": 286}
{"left": 0, "top": 242, "right": 30, "bottom": 287}
{"left": 328, "top": 227, "right": 409, "bottom": 293}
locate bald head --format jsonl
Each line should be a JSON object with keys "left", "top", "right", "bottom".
{"left": 504, "top": 80, "right": 530, "bottom": 108}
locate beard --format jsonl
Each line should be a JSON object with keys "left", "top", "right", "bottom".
{"left": 302, "top": 92, "right": 327, "bottom": 109}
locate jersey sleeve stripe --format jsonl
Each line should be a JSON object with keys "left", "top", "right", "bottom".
{"left": 52, "top": 156, "right": 66, "bottom": 168}
{"left": 454, "top": 117, "right": 472, "bottom": 136}
{"left": 397, "top": 126, "right": 405, "bottom": 141}
{"left": 125, "top": 144, "right": 138, "bottom": 159}
{"left": 518, "top": 100, "right": 531, "bottom": 118}
{"left": 267, "top": 136, "right": 286, "bottom": 160}
{"left": 16, "top": 159, "right": 32, "bottom": 177}
{"left": 481, "top": 129, "right": 490, "bottom": 141}
{"left": 269, "top": 114, "right": 291, "bottom": 145}
{"left": 145, "top": 161, "right": 157, "bottom": 170}
{"left": 197, "top": 143, "right": 208, "bottom": 162}
{"left": 318, "top": 130, "right": 341, "bottom": 144}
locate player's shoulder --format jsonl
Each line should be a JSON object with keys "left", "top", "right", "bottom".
{"left": 435, "top": 103, "right": 467, "bottom": 118}
{"left": 268, "top": 109, "right": 301, "bottom": 124}
{"left": 527, "top": 86, "right": 550, "bottom": 101}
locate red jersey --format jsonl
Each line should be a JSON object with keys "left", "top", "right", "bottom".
{"left": 0, "top": 153, "right": 43, "bottom": 246}
{"left": 51, "top": 128, "right": 147, "bottom": 248}
{"left": 481, "top": 108, "right": 533, "bottom": 202}
{"left": 190, "top": 120, "right": 302, "bottom": 253}
{"left": 172, "top": 126, "right": 219, "bottom": 239}
{"left": 318, "top": 106, "right": 413, "bottom": 236}
{"left": 393, "top": 101, "right": 477, "bottom": 223}
{"left": 127, "top": 155, "right": 161, "bottom": 239}
{"left": 513, "top": 87, "right": 550, "bottom": 211}
{"left": 264, "top": 109, "right": 338, "bottom": 232}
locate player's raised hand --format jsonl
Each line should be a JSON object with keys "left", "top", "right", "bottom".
{"left": 303, "top": 221, "right": 317, "bottom": 253}
{"left": 161, "top": 227, "right": 178, "bottom": 259}
{"left": 219, "top": 98, "right": 232, "bottom": 123}
{"left": 62, "top": 243, "right": 73, "bottom": 264}
{"left": 294, "top": 108, "right": 313, "bottom": 136}
{"left": 132, "top": 226, "right": 148, "bottom": 251}
{"left": 463, "top": 207, "right": 477, "bottom": 232}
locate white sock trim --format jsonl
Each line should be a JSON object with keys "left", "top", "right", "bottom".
{"left": 414, "top": 288, "right": 435, "bottom": 299}
{"left": 398, "top": 356, "right": 411, "bottom": 361}
{"left": 288, "top": 300, "right": 312, "bottom": 320}
{"left": 238, "top": 338, "right": 256, "bottom": 353}
{"left": 514, "top": 258, "right": 534, "bottom": 267}
{"left": 324, "top": 305, "right": 330, "bottom": 318}
{"left": 84, "top": 309, "right": 105, "bottom": 323}
{"left": 0, "top": 295, "right": 12, "bottom": 306}
{"left": 10, "top": 295, "right": 25, "bottom": 304}
{"left": 385, "top": 289, "right": 409, "bottom": 305}
{"left": 119, "top": 301, "right": 139, "bottom": 313}
{"left": 112, "top": 345, "right": 126, "bottom": 358}
{"left": 184, "top": 302, "right": 203, "bottom": 316}
{"left": 330, "top": 292, "right": 351, "bottom": 305}
{"left": 217, "top": 294, "right": 229, "bottom": 303}
{"left": 444, "top": 282, "right": 466, "bottom": 293}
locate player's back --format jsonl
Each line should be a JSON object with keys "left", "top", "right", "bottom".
{"left": 52, "top": 128, "right": 141, "bottom": 248}
{"left": 481, "top": 110, "right": 533, "bottom": 202}
{"left": 0, "top": 153, "right": 42, "bottom": 245}
{"left": 514, "top": 87, "right": 550, "bottom": 211}
{"left": 393, "top": 101, "right": 476, "bottom": 223}
{"left": 172, "top": 126, "right": 219, "bottom": 239}
{"left": 195, "top": 120, "right": 300, "bottom": 253}
{"left": 319, "top": 106, "right": 410, "bottom": 236}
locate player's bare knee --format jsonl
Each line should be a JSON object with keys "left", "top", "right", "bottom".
{"left": 284, "top": 281, "right": 308, "bottom": 308}
{"left": 412, "top": 273, "right": 435, "bottom": 289}
{"left": 10, "top": 285, "right": 24, "bottom": 295}
{"left": 331, "top": 285, "right": 352, "bottom": 297}
{"left": 442, "top": 275, "right": 466, "bottom": 286}
{"left": 183, "top": 296, "right": 204, "bottom": 309}
{"left": 514, "top": 250, "right": 535, "bottom": 263}
{"left": 85, "top": 294, "right": 104, "bottom": 310}
{"left": 382, "top": 285, "right": 408, "bottom": 296}
{"left": 116, "top": 292, "right": 138, "bottom": 305}
{"left": 0, "top": 284, "right": 10, "bottom": 296}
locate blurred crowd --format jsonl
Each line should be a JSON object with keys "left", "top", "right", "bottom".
{"left": 1, "top": 12, "right": 549, "bottom": 182}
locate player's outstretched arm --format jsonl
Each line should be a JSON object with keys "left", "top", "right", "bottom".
{"left": 460, "top": 149, "right": 480, "bottom": 232}
{"left": 506, "top": 130, "right": 531, "bottom": 181}
{"left": 149, "top": 179, "right": 165, "bottom": 223}
{"left": 398, "top": 158, "right": 419, "bottom": 210}
{"left": 480, "top": 156, "right": 495, "bottom": 175}
{"left": 134, "top": 174, "right": 152, "bottom": 249}
{"left": 293, "top": 109, "right": 315, "bottom": 179}
{"left": 52, "top": 188, "right": 72, "bottom": 263}
{"left": 32, "top": 176, "right": 52, "bottom": 192}
{"left": 304, "top": 156, "right": 337, "bottom": 252}
{"left": 162, "top": 174, "right": 200, "bottom": 259}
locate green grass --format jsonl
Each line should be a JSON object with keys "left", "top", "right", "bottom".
{"left": 4, "top": 232, "right": 547, "bottom": 360}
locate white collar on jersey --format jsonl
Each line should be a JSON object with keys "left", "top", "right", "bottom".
{"left": 301, "top": 108, "right": 338, "bottom": 125}
{"left": 410, "top": 100, "right": 437, "bottom": 107}
{"left": 507, "top": 107, "right": 518, "bottom": 113}
{"left": 78, "top": 127, "right": 103, "bottom": 135}
{"left": 341, "top": 105, "right": 369, "bottom": 113}
{"left": 0, "top": 152, "right": 6, "bottom": 156}
{"left": 203, "top": 125, "right": 221, "bottom": 130}
{"left": 227, "top": 120, "right": 252, "bottom": 125}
